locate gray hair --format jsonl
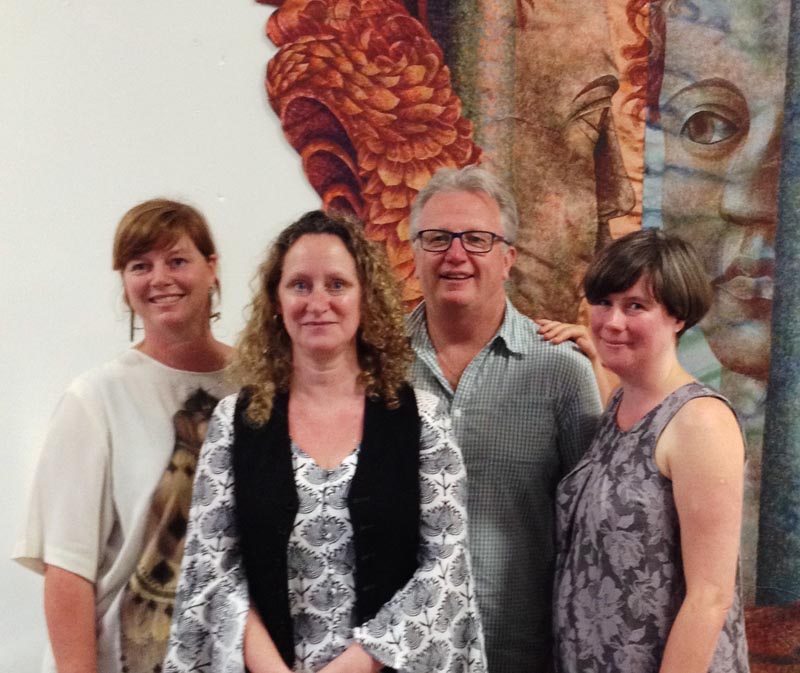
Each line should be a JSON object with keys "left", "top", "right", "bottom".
{"left": 409, "top": 165, "right": 519, "bottom": 243}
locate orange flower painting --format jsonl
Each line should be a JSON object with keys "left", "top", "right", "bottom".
{"left": 263, "top": 0, "right": 480, "bottom": 305}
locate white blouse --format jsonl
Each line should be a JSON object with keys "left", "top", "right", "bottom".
{"left": 164, "top": 388, "right": 486, "bottom": 673}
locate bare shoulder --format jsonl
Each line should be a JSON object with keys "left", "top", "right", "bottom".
{"left": 669, "top": 395, "right": 740, "bottom": 436}
{"left": 657, "top": 395, "right": 744, "bottom": 478}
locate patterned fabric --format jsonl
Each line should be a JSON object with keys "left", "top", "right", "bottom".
{"left": 120, "top": 388, "right": 221, "bottom": 673}
{"left": 554, "top": 382, "right": 750, "bottom": 673}
{"left": 163, "top": 388, "right": 486, "bottom": 673}
{"left": 407, "top": 300, "right": 602, "bottom": 673}
{"left": 287, "top": 441, "right": 360, "bottom": 670}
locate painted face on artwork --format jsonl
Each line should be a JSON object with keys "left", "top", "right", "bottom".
{"left": 659, "top": 0, "right": 789, "bottom": 381}
{"left": 122, "top": 235, "right": 218, "bottom": 338}
{"left": 589, "top": 276, "right": 684, "bottom": 380}
{"left": 412, "top": 191, "right": 516, "bottom": 315}
{"left": 509, "top": 0, "right": 635, "bottom": 322}
{"left": 277, "top": 233, "right": 362, "bottom": 361}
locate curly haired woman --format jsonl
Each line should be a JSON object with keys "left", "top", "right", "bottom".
{"left": 164, "top": 210, "right": 486, "bottom": 673}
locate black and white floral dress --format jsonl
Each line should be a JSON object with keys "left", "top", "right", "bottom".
{"left": 164, "top": 388, "right": 486, "bottom": 673}
{"left": 553, "top": 382, "right": 749, "bottom": 673}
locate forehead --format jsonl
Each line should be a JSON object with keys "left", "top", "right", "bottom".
{"left": 418, "top": 191, "right": 503, "bottom": 233}
{"left": 131, "top": 232, "right": 196, "bottom": 259}
{"left": 612, "top": 274, "right": 656, "bottom": 299}
{"left": 663, "top": 0, "right": 789, "bottom": 94}
{"left": 282, "top": 233, "right": 357, "bottom": 271}
{"left": 515, "top": 0, "right": 616, "bottom": 110}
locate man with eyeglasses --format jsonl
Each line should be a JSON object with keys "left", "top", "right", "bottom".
{"left": 407, "top": 165, "right": 602, "bottom": 673}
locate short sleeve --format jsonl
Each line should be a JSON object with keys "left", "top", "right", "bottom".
{"left": 13, "top": 384, "right": 113, "bottom": 582}
{"left": 352, "top": 389, "right": 487, "bottom": 673}
{"left": 556, "top": 353, "right": 602, "bottom": 476}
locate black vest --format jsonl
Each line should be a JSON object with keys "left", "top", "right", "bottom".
{"left": 232, "top": 385, "right": 421, "bottom": 668}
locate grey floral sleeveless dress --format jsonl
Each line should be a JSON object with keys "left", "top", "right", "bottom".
{"left": 554, "top": 382, "right": 749, "bottom": 673}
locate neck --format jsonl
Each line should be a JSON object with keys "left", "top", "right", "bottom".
{"left": 138, "top": 323, "right": 229, "bottom": 372}
{"left": 290, "top": 348, "right": 364, "bottom": 400}
{"left": 618, "top": 356, "right": 692, "bottom": 406}
{"left": 423, "top": 297, "right": 506, "bottom": 389}
{"left": 425, "top": 296, "right": 506, "bottom": 351}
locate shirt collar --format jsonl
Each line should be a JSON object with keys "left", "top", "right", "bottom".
{"left": 407, "top": 297, "right": 526, "bottom": 356}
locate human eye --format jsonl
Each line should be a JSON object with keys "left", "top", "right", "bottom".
{"left": 422, "top": 230, "right": 451, "bottom": 249}
{"left": 680, "top": 110, "right": 738, "bottom": 145}
{"left": 126, "top": 260, "right": 148, "bottom": 274}
{"left": 287, "top": 278, "right": 309, "bottom": 293}
{"left": 328, "top": 278, "right": 347, "bottom": 293}
{"left": 169, "top": 257, "right": 188, "bottom": 269}
{"left": 464, "top": 231, "right": 491, "bottom": 248}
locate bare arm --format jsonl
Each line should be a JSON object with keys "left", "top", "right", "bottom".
{"left": 656, "top": 397, "right": 745, "bottom": 673}
{"left": 534, "top": 318, "right": 615, "bottom": 405}
{"left": 243, "top": 608, "right": 293, "bottom": 673}
{"left": 44, "top": 565, "right": 97, "bottom": 673}
{"left": 317, "top": 643, "right": 382, "bottom": 673}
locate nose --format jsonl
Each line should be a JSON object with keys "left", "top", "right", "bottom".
{"left": 720, "top": 106, "right": 781, "bottom": 228}
{"left": 306, "top": 286, "right": 328, "bottom": 313}
{"left": 443, "top": 235, "right": 469, "bottom": 262}
{"left": 604, "top": 305, "right": 626, "bottom": 331}
{"left": 594, "top": 109, "right": 636, "bottom": 251}
{"left": 151, "top": 261, "right": 171, "bottom": 286}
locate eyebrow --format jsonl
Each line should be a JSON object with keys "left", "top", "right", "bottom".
{"left": 663, "top": 76, "right": 744, "bottom": 108}
{"left": 573, "top": 74, "right": 619, "bottom": 101}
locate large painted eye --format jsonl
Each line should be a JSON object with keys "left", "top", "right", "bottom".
{"left": 681, "top": 110, "right": 738, "bottom": 144}
{"left": 567, "top": 75, "right": 619, "bottom": 149}
{"left": 660, "top": 78, "right": 748, "bottom": 159}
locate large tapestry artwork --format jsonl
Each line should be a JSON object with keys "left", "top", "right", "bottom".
{"left": 258, "top": 0, "right": 800, "bottom": 669}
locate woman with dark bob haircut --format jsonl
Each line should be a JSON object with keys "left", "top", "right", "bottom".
{"left": 547, "top": 229, "right": 750, "bottom": 673}
{"left": 165, "top": 211, "right": 486, "bottom": 673}
{"left": 14, "top": 199, "right": 234, "bottom": 673}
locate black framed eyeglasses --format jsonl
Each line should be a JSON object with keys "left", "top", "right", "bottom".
{"left": 416, "top": 229, "right": 513, "bottom": 253}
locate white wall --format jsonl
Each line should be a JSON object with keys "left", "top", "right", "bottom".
{"left": 1, "top": 1, "right": 315, "bottom": 668}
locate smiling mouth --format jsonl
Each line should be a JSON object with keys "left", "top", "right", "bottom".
{"left": 149, "top": 295, "right": 184, "bottom": 304}
{"left": 441, "top": 274, "right": 472, "bottom": 280}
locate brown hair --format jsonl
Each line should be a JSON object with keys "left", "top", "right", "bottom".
{"left": 231, "top": 210, "right": 413, "bottom": 425}
{"left": 112, "top": 198, "right": 220, "bottom": 314}
{"left": 584, "top": 229, "right": 712, "bottom": 336}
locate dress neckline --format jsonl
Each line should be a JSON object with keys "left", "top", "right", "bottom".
{"left": 290, "top": 439, "right": 360, "bottom": 473}
{"left": 611, "top": 381, "right": 700, "bottom": 434}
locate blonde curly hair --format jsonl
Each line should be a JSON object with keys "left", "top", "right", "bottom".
{"left": 231, "top": 210, "right": 413, "bottom": 425}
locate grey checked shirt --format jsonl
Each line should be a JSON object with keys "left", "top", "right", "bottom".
{"left": 407, "top": 299, "right": 602, "bottom": 673}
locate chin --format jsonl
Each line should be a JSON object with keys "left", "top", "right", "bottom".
{"left": 437, "top": 290, "right": 475, "bottom": 307}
